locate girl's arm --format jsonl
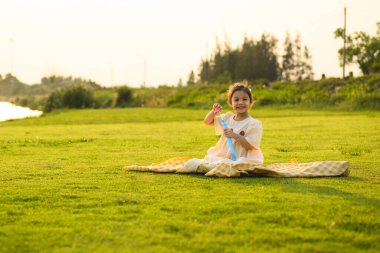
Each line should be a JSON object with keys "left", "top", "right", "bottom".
{"left": 203, "top": 103, "right": 221, "bottom": 125}
{"left": 223, "top": 129, "right": 256, "bottom": 150}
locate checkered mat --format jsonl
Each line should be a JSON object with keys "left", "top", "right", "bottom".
{"left": 125, "top": 157, "right": 350, "bottom": 178}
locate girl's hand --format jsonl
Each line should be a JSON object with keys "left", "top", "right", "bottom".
{"left": 213, "top": 103, "right": 222, "bottom": 114}
{"left": 223, "top": 128, "right": 238, "bottom": 139}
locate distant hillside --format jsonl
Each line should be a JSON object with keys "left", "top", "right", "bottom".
{"left": 0, "top": 74, "right": 101, "bottom": 97}
{"left": 0, "top": 74, "right": 28, "bottom": 97}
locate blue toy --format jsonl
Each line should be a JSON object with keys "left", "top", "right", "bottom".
{"left": 221, "top": 118, "right": 237, "bottom": 161}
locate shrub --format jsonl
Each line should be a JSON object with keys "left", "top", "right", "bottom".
{"left": 44, "top": 90, "right": 64, "bottom": 112}
{"left": 114, "top": 86, "right": 134, "bottom": 107}
{"left": 44, "top": 84, "right": 95, "bottom": 112}
{"left": 62, "top": 85, "right": 94, "bottom": 108}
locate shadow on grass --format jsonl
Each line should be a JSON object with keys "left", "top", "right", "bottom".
{"left": 282, "top": 180, "right": 380, "bottom": 208}
{"left": 223, "top": 176, "right": 379, "bottom": 209}
{"left": 132, "top": 172, "right": 379, "bottom": 208}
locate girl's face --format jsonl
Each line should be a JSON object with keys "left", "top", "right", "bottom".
{"left": 231, "top": 90, "right": 252, "bottom": 114}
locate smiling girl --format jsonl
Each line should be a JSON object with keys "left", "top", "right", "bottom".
{"left": 203, "top": 82, "right": 264, "bottom": 164}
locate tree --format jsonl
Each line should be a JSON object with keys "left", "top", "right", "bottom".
{"left": 281, "top": 33, "right": 295, "bottom": 81}
{"left": 222, "top": 34, "right": 238, "bottom": 81}
{"left": 115, "top": 86, "right": 133, "bottom": 107}
{"left": 281, "top": 33, "right": 314, "bottom": 81}
{"left": 335, "top": 27, "right": 380, "bottom": 74}
{"left": 302, "top": 46, "right": 314, "bottom": 80}
{"left": 43, "top": 84, "right": 95, "bottom": 111}
{"left": 198, "top": 59, "right": 211, "bottom": 83}
{"left": 212, "top": 37, "right": 225, "bottom": 82}
{"left": 187, "top": 70, "right": 195, "bottom": 85}
{"left": 293, "top": 34, "right": 303, "bottom": 80}
{"left": 254, "top": 34, "right": 279, "bottom": 81}
{"left": 44, "top": 90, "right": 63, "bottom": 112}
{"left": 235, "top": 36, "right": 255, "bottom": 81}
{"left": 62, "top": 84, "right": 94, "bottom": 108}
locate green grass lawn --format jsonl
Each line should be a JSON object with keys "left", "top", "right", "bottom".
{"left": 0, "top": 108, "right": 379, "bottom": 253}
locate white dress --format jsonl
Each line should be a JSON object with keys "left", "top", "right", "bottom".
{"left": 204, "top": 112, "right": 264, "bottom": 164}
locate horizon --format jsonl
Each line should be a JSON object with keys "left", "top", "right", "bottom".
{"left": 0, "top": 0, "right": 379, "bottom": 87}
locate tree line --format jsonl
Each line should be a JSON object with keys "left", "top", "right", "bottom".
{"left": 190, "top": 33, "right": 313, "bottom": 85}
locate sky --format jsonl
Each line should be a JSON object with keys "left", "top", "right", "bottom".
{"left": 0, "top": 0, "right": 379, "bottom": 87}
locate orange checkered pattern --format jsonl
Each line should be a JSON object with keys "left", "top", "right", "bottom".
{"left": 204, "top": 162, "right": 265, "bottom": 177}
{"left": 125, "top": 157, "right": 350, "bottom": 178}
{"left": 125, "top": 157, "right": 188, "bottom": 173}
{"left": 264, "top": 161, "right": 350, "bottom": 177}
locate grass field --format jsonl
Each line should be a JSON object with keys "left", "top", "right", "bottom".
{"left": 0, "top": 108, "right": 379, "bottom": 253}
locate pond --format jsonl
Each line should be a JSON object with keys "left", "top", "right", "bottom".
{"left": 0, "top": 102, "right": 43, "bottom": 122}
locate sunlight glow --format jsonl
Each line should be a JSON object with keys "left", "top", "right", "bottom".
{"left": 0, "top": 0, "right": 379, "bottom": 86}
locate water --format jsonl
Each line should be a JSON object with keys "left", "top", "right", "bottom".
{"left": 0, "top": 102, "right": 43, "bottom": 122}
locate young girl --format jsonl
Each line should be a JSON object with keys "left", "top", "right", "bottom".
{"left": 203, "top": 83, "right": 264, "bottom": 164}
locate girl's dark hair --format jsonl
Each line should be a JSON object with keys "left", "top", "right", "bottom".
{"left": 227, "top": 82, "right": 253, "bottom": 106}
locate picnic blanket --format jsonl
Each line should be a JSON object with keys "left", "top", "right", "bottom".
{"left": 125, "top": 157, "right": 350, "bottom": 178}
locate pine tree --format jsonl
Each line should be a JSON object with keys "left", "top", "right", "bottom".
{"left": 294, "top": 34, "right": 304, "bottom": 80}
{"left": 198, "top": 59, "right": 210, "bottom": 83}
{"left": 302, "top": 46, "right": 314, "bottom": 80}
{"left": 255, "top": 34, "right": 279, "bottom": 81}
{"left": 281, "top": 32, "right": 295, "bottom": 81}
{"left": 187, "top": 70, "right": 195, "bottom": 85}
{"left": 281, "top": 33, "right": 313, "bottom": 81}
{"left": 236, "top": 36, "right": 255, "bottom": 81}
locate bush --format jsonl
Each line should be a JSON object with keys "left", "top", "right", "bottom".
{"left": 44, "top": 84, "right": 95, "bottom": 112}
{"left": 114, "top": 86, "right": 133, "bottom": 107}
{"left": 62, "top": 85, "right": 94, "bottom": 109}
{"left": 44, "top": 90, "right": 64, "bottom": 112}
